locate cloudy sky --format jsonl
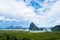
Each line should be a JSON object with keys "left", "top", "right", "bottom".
{"left": 0, "top": 0, "right": 60, "bottom": 28}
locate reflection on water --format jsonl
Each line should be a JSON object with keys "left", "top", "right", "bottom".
{"left": 0, "top": 29, "right": 51, "bottom": 33}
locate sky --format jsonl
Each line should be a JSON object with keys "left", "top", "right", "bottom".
{"left": 0, "top": 0, "right": 60, "bottom": 28}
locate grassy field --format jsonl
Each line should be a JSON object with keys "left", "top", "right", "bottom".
{"left": 0, "top": 30, "right": 60, "bottom": 40}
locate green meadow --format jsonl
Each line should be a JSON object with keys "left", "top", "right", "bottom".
{"left": 0, "top": 30, "right": 60, "bottom": 40}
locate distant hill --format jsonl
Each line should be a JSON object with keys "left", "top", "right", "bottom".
{"left": 29, "top": 23, "right": 44, "bottom": 31}
{"left": 51, "top": 25, "right": 60, "bottom": 31}
{"left": 5, "top": 26, "right": 23, "bottom": 29}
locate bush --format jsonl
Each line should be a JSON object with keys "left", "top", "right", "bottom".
{"left": 22, "top": 38, "right": 30, "bottom": 40}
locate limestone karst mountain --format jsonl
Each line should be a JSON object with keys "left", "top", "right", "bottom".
{"left": 29, "top": 23, "right": 40, "bottom": 30}
{"left": 51, "top": 25, "right": 60, "bottom": 31}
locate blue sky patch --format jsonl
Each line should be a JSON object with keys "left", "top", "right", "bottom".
{"left": 30, "top": 0, "right": 42, "bottom": 9}
{"left": 38, "top": 0, "right": 45, "bottom": 2}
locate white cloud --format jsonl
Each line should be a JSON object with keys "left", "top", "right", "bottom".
{"left": 0, "top": 16, "right": 20, "bottom": 22}
{"left": 0, "top": 0, "right": 60, "bottom": 27}
{"left": 0, "top": 16, "right": 5, "bottom": 20}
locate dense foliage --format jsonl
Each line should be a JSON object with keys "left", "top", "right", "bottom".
{"left": 0, "top": 30, "right": 60, "bottom": 40}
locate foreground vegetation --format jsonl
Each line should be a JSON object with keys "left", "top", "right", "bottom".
{"left": 0, "top": 30, "right": 60, "bottom": 40}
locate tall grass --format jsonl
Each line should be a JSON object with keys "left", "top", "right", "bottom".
{"left": 0, "top": 30, "right": 60, "bottom": 40}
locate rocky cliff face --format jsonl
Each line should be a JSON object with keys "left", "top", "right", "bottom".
{"left": 29, "top": 23, "right": 40, "bottom": 30}
{"left": 51, "top": 25, "right": 60, "bottom": 31}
